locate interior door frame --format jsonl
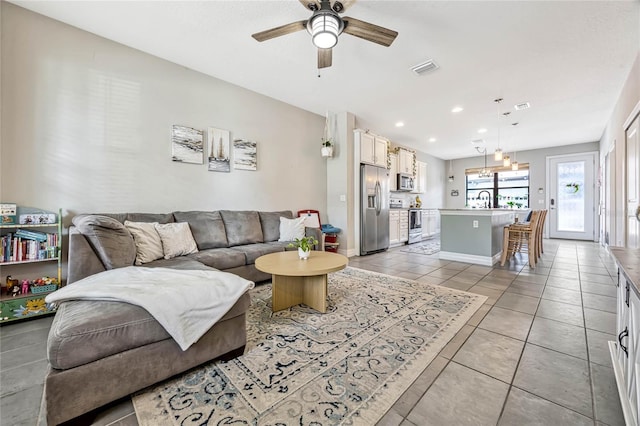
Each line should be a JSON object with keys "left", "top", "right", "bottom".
{"left": 546, "top": 151, "right": 598, "bottom": 241}
{"left": 624, "top": 100, "right": 640, "bottom": 248}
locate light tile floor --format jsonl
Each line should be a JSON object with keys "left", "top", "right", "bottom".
{"left": 0, "top": 239, "right": 624, "bottom": 425}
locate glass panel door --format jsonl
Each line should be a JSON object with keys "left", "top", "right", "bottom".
{"left": 548, "top": 153, "right": 596, "bottom": 240}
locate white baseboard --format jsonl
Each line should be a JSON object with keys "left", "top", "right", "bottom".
{"left": 438, "top": 251, "right": 502, "bottom": 266}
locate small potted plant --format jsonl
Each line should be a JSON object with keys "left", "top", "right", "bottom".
{"left": 288, "top": 236, "right": 319, "bottom": 260}
{"left": 321, "top": 139, "right": 333, "bottom": 158}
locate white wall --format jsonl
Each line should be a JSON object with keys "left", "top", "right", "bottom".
{"left": 1, "top": 3, "right": 327, "bottom": 228}
{"left": 599, "top": 51, "right": 640, "bottom": 247}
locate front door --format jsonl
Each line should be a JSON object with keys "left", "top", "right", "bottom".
{"left": 547, "top": 152, "right": 596, "bottom": 240}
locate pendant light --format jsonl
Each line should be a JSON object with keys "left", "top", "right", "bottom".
{"left": 448, "top": 159, "right": 455, "bottom": 182}
{"left": 494, "top": 98, "right": 504, "bottom": 160}
{"left": 511, "top": 122, "right": 519, "bottom": 170}
{"left": 503, "top": 154, "right": 511, "bottom": 167}
{"left": 477, "top": 146, "right": 492, "bottom": 178}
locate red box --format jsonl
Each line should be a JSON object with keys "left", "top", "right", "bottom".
{"left": 325, "top": 235, "right": 338, "bottom": 243}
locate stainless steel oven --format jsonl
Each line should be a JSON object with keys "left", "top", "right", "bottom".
{"left": 408, "top": 209, "right": 422, "bottom": 244}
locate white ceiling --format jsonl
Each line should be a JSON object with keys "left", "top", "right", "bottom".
{"left": 10, "top": 0, "right": 639, "bottom": 160}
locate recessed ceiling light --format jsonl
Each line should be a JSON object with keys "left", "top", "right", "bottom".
{"left": 478, "top": 128, "right": 487, "bottom": 134}
{"left": 395, "top": 122, "right": 404, "bottom": 127}
{"left": 451, "top": 106, "right": 464, "bottom": 113}
{"left": 428, "top": 137, "right": 436, "bottom": 143}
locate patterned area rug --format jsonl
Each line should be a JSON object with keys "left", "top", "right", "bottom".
{"left": 399, "top": 238, "right": 441, "bottom": 255}
{"left": 133, "top": 267, "right": 485, "bottom": 425}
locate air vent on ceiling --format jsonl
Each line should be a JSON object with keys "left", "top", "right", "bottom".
{"left": 410, "top": 59, "right": 439, "bottom": 75}
{"left": 514, "top": 102, "right": 531, "bottom": 111}
{"left": 470, "top": 139, "right": 485, "bottom": 145}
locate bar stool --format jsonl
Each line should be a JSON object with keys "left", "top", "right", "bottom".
{"left": 500, "top": 210, "right": 542, "bottom": 268}
{"left": 535, "top": 209, "right": 548, "bottom": 259}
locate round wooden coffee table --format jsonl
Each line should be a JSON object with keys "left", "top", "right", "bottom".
{"left": 255, "top": 251, "right": 348, "bottom": 313}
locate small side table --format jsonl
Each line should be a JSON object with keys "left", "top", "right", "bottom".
{"left": 255, "top": 251, "right": 348, "bottom": 313}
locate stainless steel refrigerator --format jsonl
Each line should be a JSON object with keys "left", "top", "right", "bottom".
{"left": 360, "top": 164, "right": 390, "bottom": 255}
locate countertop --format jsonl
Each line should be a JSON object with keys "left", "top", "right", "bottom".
{"left": 610, "top": 247, "right": 640, "bottom": 294}
{"left": 439, "top": 208, "right": 520, "bottom": 216}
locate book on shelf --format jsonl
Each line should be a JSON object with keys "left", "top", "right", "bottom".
{"left": 0, "top": 232, "right": 58, "bottom": 262}
{"left": 15, "top": 229, "right": 48, "bottom": 242}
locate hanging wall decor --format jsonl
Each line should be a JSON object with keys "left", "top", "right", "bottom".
{"left": 233, "top": 139, "right": 257, "bottom": 171}
{"left": 171, "top": 125, "right": 204, "bottom": 164}
{"left": 207, "top": 127, "right": 231, "bottom": 172}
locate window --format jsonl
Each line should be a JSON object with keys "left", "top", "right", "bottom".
{"left": 466, "top": 166, "right": 529, "bottom": 209}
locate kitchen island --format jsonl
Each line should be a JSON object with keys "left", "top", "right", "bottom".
{"left": 439, "top": 209, "right": 517, "bottom": 266}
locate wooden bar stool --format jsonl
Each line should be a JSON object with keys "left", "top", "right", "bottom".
{"left": 535, "top": 209, "right": 548, "bottom": 258}
{"left": 500, "top": 210, "right": 542, "bottom": 268}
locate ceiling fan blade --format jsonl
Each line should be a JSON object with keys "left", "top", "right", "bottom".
{"left": 252, "top": 20, "right": 307, "bottom": 42}
{"left": 298, "top": 0, "right": 320, "bottom": 11}
{"left": 318, "top": 48, "right": 332, "bottom": 69}
{"left": 332, "top": 0, "right": 355, "bottom": 13}
{"left": 342, "top": 17, "right": 398, "bottom": 47}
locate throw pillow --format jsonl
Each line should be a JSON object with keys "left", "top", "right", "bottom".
{"left": 124, "top": 221, "right": 164, "bottom": 265}
{"left": 72, "top": 214, "right": 136, "bottom": 269}
{"left": 278, "top": 216, "right": 306, "bottom": 242}
{"left": 154, "top": 222, "right": 199, "bottom": 259}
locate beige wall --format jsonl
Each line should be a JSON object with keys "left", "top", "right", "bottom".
{"left": 1, "top": 3, "right": 327, "bottom": 228}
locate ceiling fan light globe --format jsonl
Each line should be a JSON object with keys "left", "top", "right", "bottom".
{"left": 313, "top": 32, "right": 338, "bottom": 48}
{"left": 310, "top": 14, "right": 340, "bottom": 49}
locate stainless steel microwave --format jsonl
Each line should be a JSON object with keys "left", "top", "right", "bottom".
{"left": 397, "top": 173, "right": 414, "bottom": 191}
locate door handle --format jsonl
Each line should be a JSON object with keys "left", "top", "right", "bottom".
{"left": 619, "top": 327, "right": 629, "bottom": 357}
{"left": 635, "top": 205, "right": 640, "bottom": 222}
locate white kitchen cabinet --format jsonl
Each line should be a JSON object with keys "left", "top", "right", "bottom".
{"left": 389, "top": 210, "right": 408, "bottom": 246}
{"left": 610, "top": 262, "right": 640, "bottom": 426}
{"left": 422, "top": 210, "right": 430, "bottom": 239}
{"left": 389, "top": 153, "right": 398, "bottom": 191}
{"left": 412, "top": 161, "right": 427, "bottom": 194}
{"left": 399, "top": 210, "right": 409, "bottom": 243}
{"left": 389, "top": 211, "right": 400, "bottom": 245}
{"left": 356, "top": 130, "right": 387, "bottom": 168}
{"left": 398, "top": 148, "right": 415, "bottom": 175}
{"left": 421, "top": 210, "right": 440, "bottom": 238}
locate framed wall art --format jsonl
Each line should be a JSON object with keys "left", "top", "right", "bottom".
{"left": 233, "top": 139, "right": 257, "bottom": 171}
{"left": 171, "top": 125, "right": 203, "bottom": 164}
{"left": 207, "top": 127, "right": 231, "bottom": 172}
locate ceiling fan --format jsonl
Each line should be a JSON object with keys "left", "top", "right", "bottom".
{"left": 251, "top": 0, "right": 398, "bottom": 69}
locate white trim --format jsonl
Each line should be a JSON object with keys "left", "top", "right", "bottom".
{"left": 545, "top": 151, "right": 598, "bottom": 241}
{"left": 623, "top": 99, "right": 640, "bottom": 131}
{"left": 438, "top": 251, "right": 501, "bottom": 266}
{"left": 609, "top": 341, "right": 636, "bottom": 426}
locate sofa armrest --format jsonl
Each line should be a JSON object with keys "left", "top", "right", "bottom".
{"left": 305, "top": 227, "right": 324, "bottom": 251}
{"left": 67, "top": 226, "right": 107, "bottom": 284}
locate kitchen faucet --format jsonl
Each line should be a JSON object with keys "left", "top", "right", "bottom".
{"left": 477, "top": 190, "right": 492, "bottom": 208}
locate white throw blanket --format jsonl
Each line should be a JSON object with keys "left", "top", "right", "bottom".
{"left": 45, "top": 267, "right": 255, "bottom": 351}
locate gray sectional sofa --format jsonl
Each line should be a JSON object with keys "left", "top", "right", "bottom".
{"left": 44, "top": 209, "right": 320, "bottom": 425}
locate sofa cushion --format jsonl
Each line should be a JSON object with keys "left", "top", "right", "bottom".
{"left": 258, "top": 211, "right": 293, "bottom": 242}
{"left": 220, "top": 211, "right": 263, "bottom": 246}
{"left": 154, "top": 222, "right": 199, "bottom": 259}
{"left": 72, "top": 215, "right": 136, "bottom": 270}
{"left": 173, "top": 211, "right": 228, "bottom": 249}
{"left": 188, "top": 248, "right": 247, "bottom": 270}
{"left": 124, "top": 221, "right": 164, "bottom": 265}
{"left": 142, "top": 257, "right": 217, "bottom": 271}
{"left": 47, "top": 292, "right": 251, "bottom": 370}
{"left": 231, "top": 243, "right": 287, "bottom": 265}
{"left": 278, "top": 216, "right": 306, "bottom": 242}
{"left": 126, "top": 213, "right": 174, "bottom": 224}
